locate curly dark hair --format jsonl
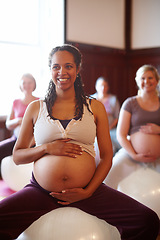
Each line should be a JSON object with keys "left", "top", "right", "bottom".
{"left": 44, "top": 44, "right": 92, "bottom": 120}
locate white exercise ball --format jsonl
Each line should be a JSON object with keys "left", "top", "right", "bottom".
{"left": 1, "top": 155, "right": 33, "bottom": 191}
{"left": 118, "top": 168, "right": 160, "bottom": 218}
{"left": 17, "top": 207, "right": 121, "bottom": 240}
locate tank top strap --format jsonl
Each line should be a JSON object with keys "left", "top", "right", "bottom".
{"left": 87, "top": 98, "right": 93, "bottom": 113}
{"left": 36, "top": 100, "right": 48, "bottom": 121}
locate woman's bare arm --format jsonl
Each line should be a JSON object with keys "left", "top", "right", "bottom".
{"left": 13, "top": 101, "right": 46, "bottom": 164}
{"left": 85, "top": 99, "right": 113, "bottom": 196}
{"left": 6, "top": 104, "right": 22, "bottom": 131}
{"left": 13, "top": 100, "right": 83, "bottom": 165}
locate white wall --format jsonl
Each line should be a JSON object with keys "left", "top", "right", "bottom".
{"left": 66, "top": 0, "right": 125, "bottom": 49}
{"left": 131, "top": 0, "right": 160, "bottom": 49}
{"left": 66, "top": 0, "right": 160, "bottom": 50}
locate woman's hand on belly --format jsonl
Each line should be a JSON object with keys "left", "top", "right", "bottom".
{"left": 45, "top": 138, "right": 83, "bottom": 158}
{"left": 50, "top": 187, "right": 91, "bottom": 205}
{"left": 133, "top": 152, "right": 157, "bottom": 163}
{"left": 33, "top": 151, "right": 96, "bottom": 192}
{"left": 131, "top": 131, "right": 160, "bottom": 162}
{"left": 139, "top": 123, "right": 160, "bottom": 135}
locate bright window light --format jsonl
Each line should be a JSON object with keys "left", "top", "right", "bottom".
{"left": 0, "top": 0, "right": 64, "bottom": 115}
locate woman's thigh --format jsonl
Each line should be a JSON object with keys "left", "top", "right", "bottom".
{"left": 71, "top": 183, "right": 159, "bottom": 240}
{"left": 0, "top": 182, "right": 61, "bottom": 238}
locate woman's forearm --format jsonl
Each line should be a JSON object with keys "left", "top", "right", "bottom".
{"left": 6, "top": 118, "right": 22, "bottom": 130}
{"left": 85, "top": 153, "right": 113, "bottom": 197}
{"left": 117, "top": 135, "right": 137, "bottom": 159}
{"left": 13, "top": 144, "right": 47, "bottom": 165}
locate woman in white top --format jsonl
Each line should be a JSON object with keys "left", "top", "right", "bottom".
{"left": 0, "top": 47, "right": 159, "bottom": 240}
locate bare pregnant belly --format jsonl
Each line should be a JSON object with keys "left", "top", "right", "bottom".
{"left": 131, "top": 132, "right": 160, "bottom": 158}
{"left": 33, "top": 151, "right": 96, "bottom": 192}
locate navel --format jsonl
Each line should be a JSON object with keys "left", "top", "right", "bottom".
{"left": 62, "top": 176, "right": 68, "bottom": 181}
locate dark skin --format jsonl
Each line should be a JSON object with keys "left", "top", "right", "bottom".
{"left": 13, "top": 50, "right": 113, "bottom": 205}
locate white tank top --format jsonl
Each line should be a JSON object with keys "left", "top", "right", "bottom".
{"left": 34, "top": 100, "right": 96, "bottom": 157}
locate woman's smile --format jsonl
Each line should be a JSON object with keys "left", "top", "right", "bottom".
{"left": 58, "top": 78, "right": 69, "bottom": 82}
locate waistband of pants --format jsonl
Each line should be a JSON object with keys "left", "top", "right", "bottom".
{"left": 30, "top": 172, "right": 51, "bottom": 194}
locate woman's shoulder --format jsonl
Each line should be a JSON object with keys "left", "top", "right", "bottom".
{"left": 23, "top": 99, "right": 42, "bottom": 123}
{"left": 89, "top": 97, "right": 106, "bottom": 113}
{"left": 13, "top": 98, "right": 21, "bottom": 104}
{"left": 89, "top": 97, "right": 102, "bottom": 105}
{"left": 123, "top": 96, "right": 137, "bottom": 105}
{"left": 109, "top": 94, "right": 117, "bottom": 99}
{"left": 122, "top": 96, "right": 137, "bottom": 111}
{"left": 26, "top": 99, "right": 41, "bottom": 112}
{"left": 89, "top": 98, "right": 109, "bottom": 125}
{"left": 108, "top": 94, "right": 120, "bottom": 104}
{"left": 12, "top": 99, "right": 23, "bottom": 109}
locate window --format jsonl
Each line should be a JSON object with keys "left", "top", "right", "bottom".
{"left": 0, "top": 0, "right": 64, "bottom": 115}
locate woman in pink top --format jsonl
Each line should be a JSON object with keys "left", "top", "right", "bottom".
{"left": 0, "top": 73, "right": 39, "bottom": 176}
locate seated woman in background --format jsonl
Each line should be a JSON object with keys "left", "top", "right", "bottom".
{"left": 105, "top": 64, "right": 160, "bottom": 189}
{"left": 0, "top": 73, "right": 39, "bottom": 176}
{"left": 92, "top": 76, "right": 121, "bottom": 158}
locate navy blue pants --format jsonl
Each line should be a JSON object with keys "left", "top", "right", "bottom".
{"left": 0, "top": 174, "right": 159, "bottom": 240}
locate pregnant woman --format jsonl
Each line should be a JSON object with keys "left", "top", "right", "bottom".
{"left": 0, "top": 47, "right": 159, "bottom": 240}
{"left": 105, "top": 64, "right": 160, "bottom": 189}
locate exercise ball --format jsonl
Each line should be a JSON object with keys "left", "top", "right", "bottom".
{"left": 118, "top": 168, "right": 160, "bottom": 218}
{"left": 17, "top": 207, "right": 121, "bottom": 240}
{"left": 1, "top": 156, "right": 33, "bottom": 192}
